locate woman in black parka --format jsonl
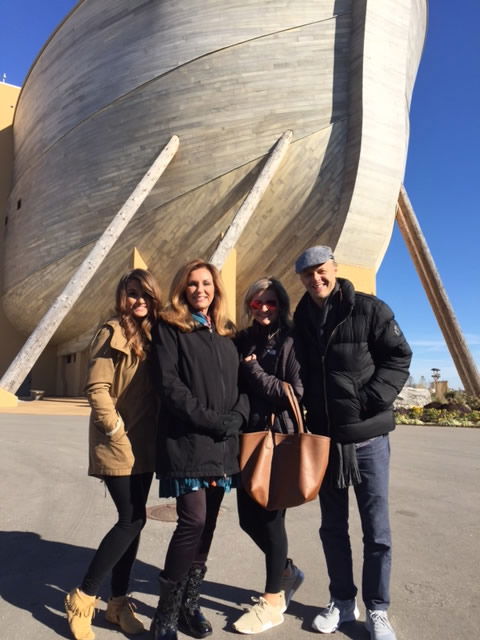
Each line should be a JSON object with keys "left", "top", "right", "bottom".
{"left": 232, "top": 277, "right": 304, "bottom": 635}
{"left": 151, "top": 259, "right": 248, "bottom": 640}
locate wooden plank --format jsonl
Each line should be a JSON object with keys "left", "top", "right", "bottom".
{"left": 0, "top": 135, "right": 179, "bottom": 394}
{"left": 210, "top": 130, "right": 292, "bottom": 269}
{"left": 4, "top": 127, "right": 342, "bottom": 343}
{"left": 15, "top": 0, "right": 349, "bottom": 164}
{"left": 6, "top": 16, "right": 350, "bottom": 294}
{"left": 2, "top": 0, "right": 428, "bottom": 348}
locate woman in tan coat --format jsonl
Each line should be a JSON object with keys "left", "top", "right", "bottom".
{"left": 65, "top": 269, "right": 162, "bottom": 640}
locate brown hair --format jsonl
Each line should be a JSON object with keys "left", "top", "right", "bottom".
{"left": 243, "top": 276, "right": 291, "bottom": 328}
{"left": 160, "top": 259, "right": 235, "bottom": 336}
{"left": 115, "top": 268, "right": 163, "bottom": 359}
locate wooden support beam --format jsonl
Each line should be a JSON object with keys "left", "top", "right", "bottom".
{"left": 0, "top": 135, "right": 179, "bottom": 395}
{"left": 396, "top": 185, "right": 480, "bottom": 396}
{"left": 210, "top": 130, "right": 293, "bottom": 270}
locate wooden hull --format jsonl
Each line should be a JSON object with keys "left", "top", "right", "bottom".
{"left": 2, "top": 0, "right": 427, "bottom": 347}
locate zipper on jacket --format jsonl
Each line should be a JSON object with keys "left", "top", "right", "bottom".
{"left": 199, "top": 324, "right": 227, "bottom": 410}
{"left": 322, "top": 316, "right": 348, "bottom": 436}
{"left": 210, "top": 331, "right": 227, "bottom": 410}
{"left": 222, "top": 440, "right": 227, "bottom": 478}
{"left": 321, "top": 355, "right": 331, "bottom": 433}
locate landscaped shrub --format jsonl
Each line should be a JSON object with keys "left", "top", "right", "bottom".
{"left": 394, "top": 394, "right": 480, "bottom": 427}
{"left": 422, "top": 407, "right": 441, "bottom": 423}
{"left": 444, "top": 391, "right": 480, "bottom": 410}
{"left": 466, "top": 395, "right": 480, "bottom": 411}
{"left": 395, "top": 413, "right": 414, "bottom": 425}
{"left": 409, "top": 406, "right": 424, "bottom": 420}
{"left": 469, "top": 410, "right": 480, "bottom": 423}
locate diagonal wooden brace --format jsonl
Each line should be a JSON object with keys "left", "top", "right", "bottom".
{"left": 210, "top": 130, "right": 293, "bottom": 270}
{"left": 0, "top": 135, "right": 179, "bottom": 396}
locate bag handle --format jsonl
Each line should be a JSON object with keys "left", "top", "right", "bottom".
{"left": 282, "top": 381, "right": 305, "bottom": 434}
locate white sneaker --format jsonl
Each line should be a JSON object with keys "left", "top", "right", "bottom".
{"left": 365, "top": 609, "right": 397, "bottom": 640}
{"left": 312, "top": 598, "right": 359, "bottom": 633}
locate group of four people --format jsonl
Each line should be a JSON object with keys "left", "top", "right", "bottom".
{"left": 64, "top": 246, "right": 412, "bottom": 640}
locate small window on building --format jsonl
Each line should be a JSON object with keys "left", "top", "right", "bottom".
{"left": 17, "top": 199, "right": 22, "bottom": 210}
{"left": 66, "top": 353, "right": 77, "bottom": 364}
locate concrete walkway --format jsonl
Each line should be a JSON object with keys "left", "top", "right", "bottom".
{"left": 0, "top": 411, "right": 479, "bottom": 640}
{"left": 0, "top": 396, "right": 90, "bottom": 416}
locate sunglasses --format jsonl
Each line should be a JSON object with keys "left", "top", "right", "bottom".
{"left": 250, "top": 299, "right": 278, "bottom": 311}
{"left": 127, "top": 290, "right": 152, "bottom": 300}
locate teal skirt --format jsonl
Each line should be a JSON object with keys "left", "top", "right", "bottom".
{"left": 159, "top": 475, "right": 237, "bottom": 498}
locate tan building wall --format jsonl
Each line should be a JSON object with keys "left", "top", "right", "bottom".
{"left": 0, "top": 83, "right": 57, "bottom": 396}
{"left": 0, "top": 83, "right": 19, "bottom": 230}
{"left": 336, "top": 262, "right": 376, "bottom": 295}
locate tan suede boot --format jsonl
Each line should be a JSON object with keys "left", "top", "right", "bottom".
{"left": 105, "top": 595, "right": 145, "bottom": 634}
{"left": 64, "top": 588, "right": 96, "bottom": 640}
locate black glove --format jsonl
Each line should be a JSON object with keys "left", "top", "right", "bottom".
{"left": 217, "top": 411, "right": 243, "bottom": 438}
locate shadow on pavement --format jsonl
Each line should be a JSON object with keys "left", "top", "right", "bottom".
{"left": 199, "top": 582, "right": 370, "bottom": 638}
{"left": 0, "top": 531, "right": 159, "bottom": 637}
{"left": 1, "top": 531, "right": 316, "bottom": 637}
{"left": 290, "top": 600, "right": 370, "bottom": 638}
{"left": 1, "top": 530, "right": 370, "bottom": 638}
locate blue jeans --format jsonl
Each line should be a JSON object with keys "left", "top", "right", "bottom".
{"left": 319, "top": 435, "right": 391, "bottom": 610}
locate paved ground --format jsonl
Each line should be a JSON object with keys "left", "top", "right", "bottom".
{"left": 0, "top": 396, "right": 90, "bottom": 416}
{"left": 0, "top": 407, "right": 479, "bottom": 640}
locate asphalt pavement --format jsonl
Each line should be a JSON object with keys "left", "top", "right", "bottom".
{"left": 0, "top": 408, "right": 479, "bottom": 640}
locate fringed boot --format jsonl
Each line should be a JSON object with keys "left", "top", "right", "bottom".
{"left": 150, "top": 573, "right": 186, "bottom": 640}
{"left": 178, "top": 565, "right": 213, "bottom": 638}
{"left": 105, "top": 595, "right": 144, "bottom": 634}
{"left": 64, "top": 588, "right": 97, "bottom": 640}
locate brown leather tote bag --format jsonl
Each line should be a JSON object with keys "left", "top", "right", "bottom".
{"left": 239, "top": 382, "right": 330, "bottom": 511}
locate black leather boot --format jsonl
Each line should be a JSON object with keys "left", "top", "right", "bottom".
{"left": 150, "top": 574, "right": 186, "bottom": 640}
{"left": 178, "top": 565, "right": 213, "bottom": 638}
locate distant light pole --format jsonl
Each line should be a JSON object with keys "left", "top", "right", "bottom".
{"left": 431, "top": 367, "right": 446, "bottom": 400}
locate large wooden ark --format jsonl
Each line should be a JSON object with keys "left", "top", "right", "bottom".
{"left": 3, "top": 0, "right": 427, "bottom": 353}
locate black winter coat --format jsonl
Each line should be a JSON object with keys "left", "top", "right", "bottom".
{"left": 235, "top": 322, "right": 303, "bottom": 434}
{"left": 153, "top": 319, "right": 249, "bottom": 478}
{"left": 294, "top": 278, "right": 412, "bottom": 443}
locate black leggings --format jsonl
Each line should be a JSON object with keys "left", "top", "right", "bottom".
{"left": 81, "top": 472, "right": 153, "bottom": 597}
{"left": 236, "top": 487, "right": 288, "bottom": 593}
{"left": 163, "top": 486, "right": 225, "bottom": 582}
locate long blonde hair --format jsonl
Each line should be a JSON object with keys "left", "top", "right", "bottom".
{"left": 160, "top": 259, "right": 235, "bottom": 336}
{"left": 115, "top": 268, "right": 163, "bottom": 359}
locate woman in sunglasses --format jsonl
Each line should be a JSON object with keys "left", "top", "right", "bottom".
{"left": 65, "top": 269, "right": 163, "bottom": 640}
{"left": 233, "top": 277, "right": 304, "bottom": 634}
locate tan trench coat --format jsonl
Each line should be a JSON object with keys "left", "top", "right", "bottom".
{"left": 86, "top": 319, "right": 158, "bottom": 477}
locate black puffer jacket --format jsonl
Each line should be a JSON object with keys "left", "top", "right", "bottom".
{"left": 153, "top": 319, "right": 249, "bottom": 478}
{"left": 294, "top": 278, "right": 412, "bottom": 443}
{"left": 235, "top": 322, "right": 303, "bottom": 434}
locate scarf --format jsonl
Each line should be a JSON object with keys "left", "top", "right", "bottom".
{"left": 327, "top": 442, "right": 362, "bottom": 489}
{"left": 192, "top": 311, "right": 212, "bottom": 330}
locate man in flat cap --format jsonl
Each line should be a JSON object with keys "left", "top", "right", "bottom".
{"left": 293, "top": 246, "right": 412, "bottom": 640}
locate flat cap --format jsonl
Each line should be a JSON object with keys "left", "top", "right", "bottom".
{"left": 295, "top": 246, "right": 335, "bottom": 273}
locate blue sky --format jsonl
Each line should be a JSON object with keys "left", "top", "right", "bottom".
{"left": 1, "top": 1, "right": 479, "bottom": 389}
{"left": 377, "top": 2, "right": 480, "bottom": 389}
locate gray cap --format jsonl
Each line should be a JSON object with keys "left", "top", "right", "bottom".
{"left": 295, "top": 245, "right": 334, "bottom": 273}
